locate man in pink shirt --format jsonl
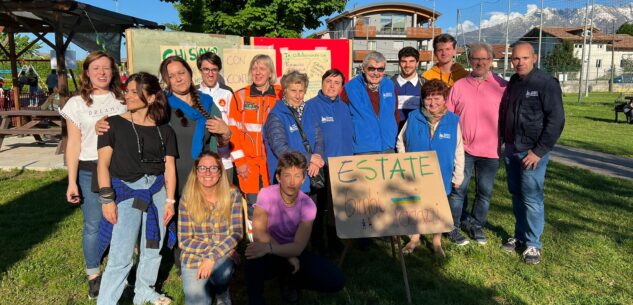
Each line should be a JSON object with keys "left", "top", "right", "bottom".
{"left": 446, "top": 42, "right": 508, "bottom": 245}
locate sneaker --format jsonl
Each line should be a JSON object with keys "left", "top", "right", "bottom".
{"left": 447, "top": 228, "right": 470, "bottom": 246}
{"left": 216, "top": 289, "right": 232, "bottom": 305}
{"left": 522, "top": 247, "right": 541, "bottom": 265}
{"left": 88, "top": 275, "right": 101, "bottom": 299}
{"left": 152, "top": 295, "right": 172, "bottom": 305}
{"left": 470, "top": 226, "right": 487, "bottom": 245}
{"left": 502, "top": 238, "right": 524, "bottom": 252}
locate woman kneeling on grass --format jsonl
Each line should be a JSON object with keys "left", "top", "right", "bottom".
{"left": 245, "top": 151, "right": 344, "bottom": 305}
{"left": 178, "top": 151, "right": 243, "bottom": 305}
{"left": 396, "top": 79, "right": 464, "bottom": 257}
{"left": 97, "top": 72, "right": 177, "bottom": 305}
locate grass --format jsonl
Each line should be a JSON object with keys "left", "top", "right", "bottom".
{"left": 559, "top": 92, "right": 633, "bottom": 158}
{"left": 1, "top": 163, "right": 632, "bottom": 305}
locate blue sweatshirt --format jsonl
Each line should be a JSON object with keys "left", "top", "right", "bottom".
{"left": 303, "top": 90, "right": 354, "bottom": 162}
{"left": 344, "top": 75, "right": 398, "bottom": 154}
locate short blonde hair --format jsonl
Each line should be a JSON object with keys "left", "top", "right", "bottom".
{"left": 248, "top": 54, "right": 277, "bottom": 84}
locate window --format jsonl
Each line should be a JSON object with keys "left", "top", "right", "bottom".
{"left": 368, "top": 41, "right": 377, "bottom": 50}
{"left": 598, "top": 44, "right": 603, "bottom": 49}
{"left": 378, "top": 13, "right": 408, "bottom": 34}
{"left": 596, "top": 59, "right": 601, "bottom": 68}
{"left": 364, "top": 16, "right": 370, "bottom": 26}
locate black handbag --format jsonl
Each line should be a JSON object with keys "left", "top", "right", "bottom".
{"left": 290, "top": 111, "right": 325, "bottom": 190}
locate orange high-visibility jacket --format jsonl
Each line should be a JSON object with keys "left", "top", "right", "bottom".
{"left": 228, "top": 83, "right": 282, "bottom": 193}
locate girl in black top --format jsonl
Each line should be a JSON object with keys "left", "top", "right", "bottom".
{"left": 96, "top": 72, "right": 177, "bottom": 305}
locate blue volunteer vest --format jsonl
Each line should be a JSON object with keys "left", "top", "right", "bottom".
{"left": 404, "top": 110, "right": 459, "bottom": 195}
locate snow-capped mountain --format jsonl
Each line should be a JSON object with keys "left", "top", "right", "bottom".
{"left": 458, "top": 3, "right": 633, "bottom": 44}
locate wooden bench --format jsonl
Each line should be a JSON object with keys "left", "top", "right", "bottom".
{"left": 0, "top": 110, "right": 64, "bottom": 153}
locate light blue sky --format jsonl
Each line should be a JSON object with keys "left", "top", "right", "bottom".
{"left": 38, "top": 0, "right": 514, "bottom": 59}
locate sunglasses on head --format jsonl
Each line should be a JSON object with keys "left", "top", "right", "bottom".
{"left": 366, "top": 66, "right": 385, "bottom": 72}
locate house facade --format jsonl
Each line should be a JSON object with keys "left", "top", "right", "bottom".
{"left": 318, "top": 2, "right": 442, "bottom": 75}
{"left": 520, "top": 27, "right": 633, "bottom": 80}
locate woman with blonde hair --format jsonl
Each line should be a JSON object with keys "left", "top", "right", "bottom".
{"left": 178, "top": 151, "right": 243, "bottom": 305}
{"left": 59, "top": 50, "right": 126, "bottom": 299}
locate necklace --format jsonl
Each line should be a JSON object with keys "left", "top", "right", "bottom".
{"left": 129, "top": 114, "right": 165, "bottom": 163}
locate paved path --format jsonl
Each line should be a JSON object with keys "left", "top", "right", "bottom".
{"left": 0, "top": 136, "right": 64, "bottom": 171}
{"left": 0, "top": 136, "right": 632, "bottom": 182}
{"left": 550, "top": 145, "right": 633, "bottom": 181}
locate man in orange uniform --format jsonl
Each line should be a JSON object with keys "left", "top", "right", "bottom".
{"left": 228, "top": 54, "right": 282, "bottom": 216}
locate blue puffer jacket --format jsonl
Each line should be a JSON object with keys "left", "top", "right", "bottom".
{"left": 263, "top": 101, "right": 323, "bottom": 193}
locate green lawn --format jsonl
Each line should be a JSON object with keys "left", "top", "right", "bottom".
{"left": 1, "top": 165, "right": 632, "bottom": 304}
{"left": 560, "top": 92, "right": 633, "bottom": 158}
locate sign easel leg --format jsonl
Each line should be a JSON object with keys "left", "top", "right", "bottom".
{"left": 396, "top": 236, "right": 412, "bottom": 304}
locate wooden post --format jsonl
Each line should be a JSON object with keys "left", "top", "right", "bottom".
{"left": 8, "top": 31, "right": 21, "bottom": 126}
{"left": 55, "top": 29, "right": 68, "bottom": 155}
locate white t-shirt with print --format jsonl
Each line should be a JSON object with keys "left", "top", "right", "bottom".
{"left": 59, "top": 92, "right": 126, "bottom": 161}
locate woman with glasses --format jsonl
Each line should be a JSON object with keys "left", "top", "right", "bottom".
{"left": 59, "top": 51, "right": 127, "bottom": 299}
{"left": 96, "top": 72, "right": 178, "bottom": 305}
{"left": 178, "top": 151, "right": 243, "bottom": 305}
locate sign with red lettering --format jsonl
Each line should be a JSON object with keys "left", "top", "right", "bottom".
{"left": 328, "top": 152, "right": 453, "bottom": 238}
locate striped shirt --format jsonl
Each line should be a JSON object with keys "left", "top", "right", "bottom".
{"left": 178, "top": 187, "right": 243, "bottom": 269}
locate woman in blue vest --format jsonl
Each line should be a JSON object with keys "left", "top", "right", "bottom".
{"left": 396, "top": 79, "right": 464, "bottom": 257}
{"left": 263, "top": 70, "right": 324, "bottom": 195}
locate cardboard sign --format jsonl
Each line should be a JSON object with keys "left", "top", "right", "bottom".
{"left": 328, "top": 152, "right": 453, "bottom": 239}
{"left": 126, "top": 29, "right": 242, "bottom": 85}
{"left": 281, "top": 50, "right": 331, "bottom": 100}
{"left": 222, "top": 48, "right": 277, "bottom": 91}
{"left": 251, "top": 37, "right": 352, "bottom": 82}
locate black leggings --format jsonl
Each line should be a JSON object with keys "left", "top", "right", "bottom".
{"left": 245, "top": 251, "right": 344, "bottom": 305}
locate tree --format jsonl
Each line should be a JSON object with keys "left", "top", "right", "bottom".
{"left": 543, "top": 40, "right": 581, "bottom": 75}
{"left": 0, "top": 33, "right": 44, "bottom": 87}
{"left": 616, "top": 22, "right": 633, "bottom": 36}
{"left": 160, "top": 0, "right": 348, "bottom": 38}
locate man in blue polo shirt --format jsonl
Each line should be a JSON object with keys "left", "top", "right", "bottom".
{"left": 391, "top": 47, "right": 425, "bottom": 122}
{"left": 341, "top": 51, "right": 399, "bottom": 154}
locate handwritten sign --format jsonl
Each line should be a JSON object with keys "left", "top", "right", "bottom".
{"left": 125, "top": 29, "right": 242, "bottom": 83}
{"left": 280, "top": 50, "right": 331, "bottom": 100}
{"left": 222, "top": 48, "right": 277, "bottom": 91}
{"left": 159, "top": 45, "right": 218, "bottom": 86}
{"left": 328, "top": 152, "right": 453, "bottom": 239}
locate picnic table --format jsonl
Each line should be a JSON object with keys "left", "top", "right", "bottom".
{"left": 0, "top": 110, "right": 64, "bottom": 153}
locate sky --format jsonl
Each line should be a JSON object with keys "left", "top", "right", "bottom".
{"left": 38, "top": 0, "right": 514, "bottom": 59}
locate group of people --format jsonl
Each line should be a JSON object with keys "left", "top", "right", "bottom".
{"left": 60, "top": 31, "right": 564, "bottom": 305}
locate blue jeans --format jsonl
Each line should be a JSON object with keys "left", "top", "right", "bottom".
{"left": 78, "top": 169, "right": 102, "bottom": 276}
{"left": 448, "top": 153, "right": 500, "bottom": 229}
{"left": 182, "top": 256, "right": 235, "bottom": 305}
{"left": 504, "top": 148, "right": 550, "bottom": 249}
{"left": 97, "top": 175, "right": 167, "bottom": 305}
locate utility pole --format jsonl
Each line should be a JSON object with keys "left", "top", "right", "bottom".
{"left": 577, "top": 0, "right": 589, "bottom": 103}
{"left": 610, "top": 20, "right": 616, "bottom": 92}
{"left": 537, "top": 0, "right": 544, "bottom": 68}
{"left": 478, "top": 0, "right": 484, "bottom": 42}
{"left": 584, "top": 0, "right": 595, "bottom": 97}
{"left": 503, "top": 0, "right": 511, "bottom": 79}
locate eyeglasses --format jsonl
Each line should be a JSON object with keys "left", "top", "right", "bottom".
{"left": 130, "top": 117, "right": 165, "bottom": 164}
{"left": 366, "top": 66, "right": 386, "bottom": 72}
{"left": 196, "top": 165, "right": 220, "bottom": 174}
{"left": 470, "top": 57, "right": 491, "bottom": 63}
{"left": 201, "top": 67, "right": 220, "bottom": 74}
